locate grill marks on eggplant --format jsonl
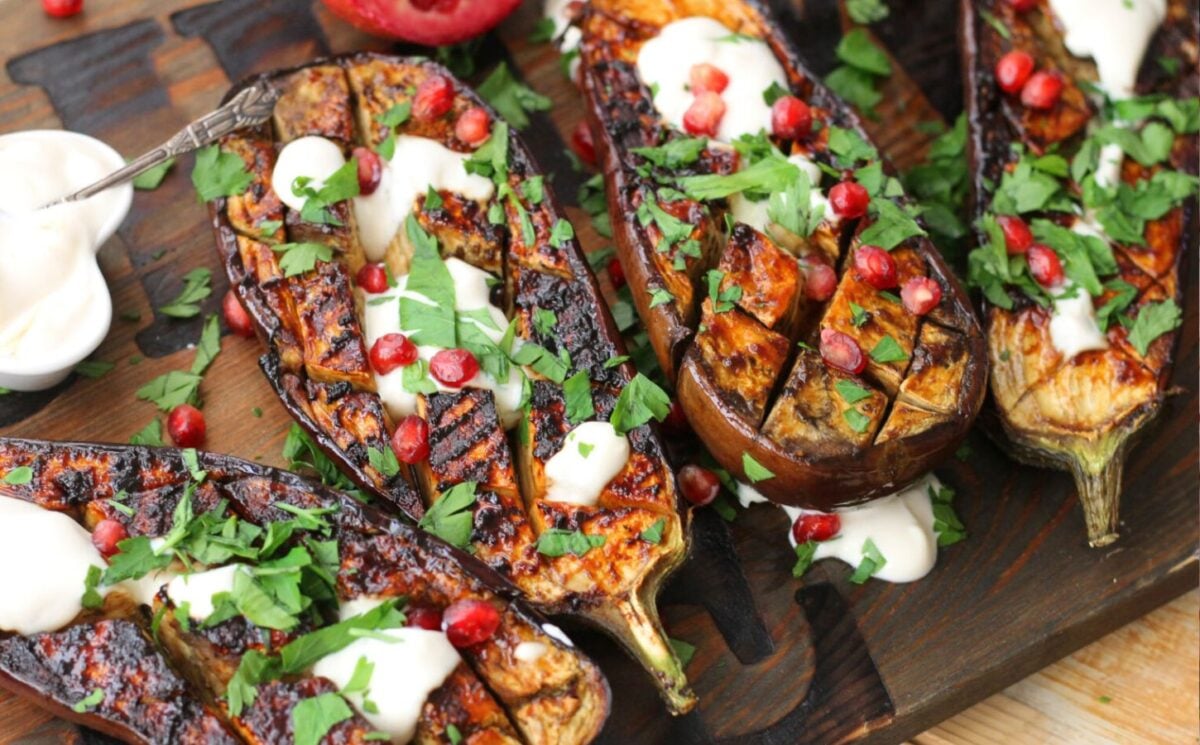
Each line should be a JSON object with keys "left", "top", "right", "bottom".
{"left": 577, "top": 0, "right": 987, "bottom": 507}
{"left": 0, "top": 439, "right": 609, "bottom": 745}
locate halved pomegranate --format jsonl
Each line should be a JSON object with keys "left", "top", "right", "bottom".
{"left": 319, "top": 0, "right": 522, "bottom": 46}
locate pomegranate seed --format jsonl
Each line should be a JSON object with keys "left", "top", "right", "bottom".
{"left": 455, "top": 106, "right": 492, "bottom": 146}
{"left": 413, "top": 75, "right": 455, "bottom": 121}
{"left": 804, "top": 262, "right": 838, "bottom": 302}
{"left": 42, "top": 0, "right": 83, "bottom": 18}
{"left": 571, "top": 120, "right": 596, "bottom": 166}
{"left": 352, "top": 147, "right": 383, "bottom": 196}
{"left": 995, "top": 51, "right": 1035, "bottom": 94}
{"left": 370, "top": 333, "right": 418, "bottom": 375}
{"left": 355, "top": 263, "right": 389, "bottom": 294}
{"left": 853, "top": 245, "right": 898, "bottom": 289}
{"left": 1026, "top": 243, "right": 1064, "bottom": 287}
{"left": 997, "top": 215, "right": 1034, "bottom": 255}
{"left": 771, "top": 95, "right": 813, "bottom": 141}
{"left": 661, "top": 400, "right": 690, "bottom": 436}
{"left": 678, "top": 464, "right": 720, "bottom": 507}
{"left": 391, "top": 415, "right": 430, "bottom": 464}
{"left": 901, "top": 276, "right": 942, "bottom": 315}
{"left": 442, "top": 599, "right": 501, "bottom": 647}
{"left": 682, "top": 91, "right": 726, "bottom": 137}
{"left": 606, "top": 256, "right": 626, "bottom": 288}
{"left": 1006, "top": 0, "right": 1037, "bottom": 11}
{"left": 791, "top": 512, "right": 841, "bottom": 544}
{"left": 829, "top": 181, "right": 870, "bottom": 219}
{"left": 222, "top": 289, "right": 254, "bottom": 339}
{"left": 166, "top": 404, "right": 206, "bottom": 448}
{"left": 406, "top": 605, "right": 444, "bottom": 631}
{"left": 91, "top": 519, "right": 128, "bottom": 560}
{"left": 429, "top": 348, "right": 479, "bottom": 388}
{"left": 689, "top": 63, "right": 729, "bottom": 94}
{"left": 820, "top": 328, "right": 866, "bottom": 375}
{"left": 1021, "top": 71, "right": 1063, "bottom": 110}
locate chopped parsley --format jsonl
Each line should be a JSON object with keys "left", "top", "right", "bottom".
{"left": 536, "top": 528, "right": 606, "bottom": 557}
{"left": 741, "top": 452, "right": 774, "bottom": 482}
{"left": 74, "top": 359, "right": 114, "bottom": 379}
{"left": 159, "top": 268, "right": 212, "bottom": 318}
{"left": 1127, "top": 299, "right": 1182, "bottom": 355}
{"left": 191, "top": 145, "right": 251, "bottom": 202}
{"left": 847, "top": 538, "right": 887, "bottom": 584}
{"left": 792, "top": 540, "right": 818, "bottom": 578}
{"left": 930, "top": 483, "right": 967, "bottom": 546}
{"left": 609, "top": 373, "right": 671, "bottom": 434}
{"left": 132, "top": 157, "right": 174, "bottom": 190}
{"left": 563, "top": 370, "right": 595, "bottom": 425}
{"left": 72, "top": 688, "right": 104, "bottom": 713}
{"left": 869, "top": 335, "right": 907, "bottom": 364}
{"left": 291, "top": 160, "right": 360, "bottom": 225}
{"left": 847, "top": 0, "right": 890, "bottom": 23}
{"left": 477, "top": 62, "right": 551, "bottom": 129}
{"left": 669, "top": 637, "right": 696, "bottom": 667}
{"left": 640, "top": 518, "right": 667, "bottom": 544}
{"left": 292, "top": 692, "right": 354, "bottom": 745}
{"left": 705, "top": 270, "right": 742, "bottom": 313}
{"left": 418, "top": 482, "right": 478, "bottom": 549}
{"left": 272, "top": 242, "right": 333, "bottom": 278}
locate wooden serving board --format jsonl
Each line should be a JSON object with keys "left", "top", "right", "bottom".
{"left": 0, "top": 1, "right": 1195, "bottom": 743}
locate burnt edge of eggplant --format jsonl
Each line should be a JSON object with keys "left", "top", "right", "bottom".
{"left": 578, "top": 0, "right": 989, "bottom": 509}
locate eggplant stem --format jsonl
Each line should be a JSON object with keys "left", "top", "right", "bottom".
{"left": 589, "top": 594, "right": 697, "bottom": 714}
{"left": 1072, "top": 455, "right": 1123, "bottom": 548}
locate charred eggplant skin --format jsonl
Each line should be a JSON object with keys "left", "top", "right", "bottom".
{"left": 960, "top": 0, "right": 1198, "bottom": 545}
{"left": 577, "top": 0, "right": 988, "bottom": 509}
{"left": 0, "top": 438, "right": 611, "bottom": 745}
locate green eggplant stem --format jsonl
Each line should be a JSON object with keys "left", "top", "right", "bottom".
{"left": 1071, "top": 453, "right": 1124, "bottom": 548}
{"left": 589, "top": 594, "right": 697, "bottom": 715}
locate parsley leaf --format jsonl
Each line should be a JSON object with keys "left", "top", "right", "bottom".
{"left": 191, "top": 145, "right": 252, "bottom": 202}
{"left": 549, "top": 219, "right": 575, "bottom": 247}
{"left": 847, "top": 538, "right": 887, "bottom": 584}
{"left": 836, "top": 28, "right": 891, "bottom": 77}
{"left": 400, "top": 216, "right": 457, "bottom": 348}
{"left": 705, "top": 270, "right": 743, "bottom": 313}
{"left": 272, "top": 243, "right": 333, "bottom": 278}
{"left": 869, "top": 335, "right": 908, "bottom": 364}
{"left": 1095, "top": 279, "right": 1138, "bottom": 331}
{"left": 477, "top": 62, "right": 551, "bottom": 129}
{"left": 536, "top": 528, "right": 606, "bottom": 557}
{"left": 1, "top": 466, "right": 32, "bottom": 485}
{"left": 563, "top": 370, "right": 595, "bottom": 425}
{"left": 72, "top": 688, "right": 104, "bottom": 713}
{"left": 680, "top": 155, "right": 799, "bottom": 200}
{"left": 129, "top": 419, "right": 164, "bottom": 446}
{"left": 847, "top": 0, "right": 890, "bottom": 23}
{"left": 741, "top": 452, "right": 774, "bottom": 482}
{"left": 669, "top": 637, "right": 696, "bottom": 667}
{"left": 292, "top": 692, "right": 354, "bottom": 745}
{"left": 834, "top": 379, "right": 873, "bottom": 404}
{"left": 1127, "top": 299, "right": 1181, "bottom": 355}
{"left": 133, "top": 157, "right": 174, "bottom": 190}
{"left": 610, "top": 373, "right": 671, "bottom": 434}
{"left": 858, "top": 199, "right": 926, "bottom": 250}
{"left": 159, "top": 268, "right": 212, "bottom": 318}
{"left": 843, "top": 407, "right": 872, "bottom": 433}
{"left": 640, "top": 518, "right": 666, "bottom": 544}
{"left": 792, "top": 540, "right": 818, "bottom": 578}
{"left": 631, "top": 137, "right": 707, "bottom": 170}
{"left": 418, "top": 482, "right": 478, "bottom": 549}
{"left": 367, "top": 446, "right": 400, "bottom": 478}
{"left": 136, "top": 371, "right": 203, "bottom": 411}
{"left": 74, "top": 360, "right": 114, "bottom": 379}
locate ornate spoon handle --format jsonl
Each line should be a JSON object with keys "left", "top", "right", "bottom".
{"left": 48, "top": 81, "right": 279, "bottom": 206}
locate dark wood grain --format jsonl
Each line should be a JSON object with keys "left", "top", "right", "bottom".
{"left": 0, "top": 1, "right": 1195, "bottom": 743}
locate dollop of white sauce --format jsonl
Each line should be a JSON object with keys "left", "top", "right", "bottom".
{"left": 0, "top": 132, "right": 130, "bottom": 389}
{"left": 728, "top": 153, "right": 836, "bottom": 241}
{"left": 314, "top": 628, "right": 461, "bottom": 744}
{"left": 1048, "top": 218, "right": 1110, "bottom": 359}
{"left": 166, "top": 564, "right": 244, "bottom": 621}
{"left": 1093, "top": 142, "right": 1126, "bottom": 191}
{"left": 272, "top": 135, "right": 495, "bottom": 263}
{"left": 542, "top": 421, "right": 630, "bottom": 507}
{"left": 636, "top": 17, "right": 788, "bottom": 142}
{"left": 1048, "top": 0, "right": 1166, "bottom": 101}
{"left": 514, "top": 640, "right": 549, "bottom": 663}
{"left": 361, "top": 258, "right": 524, "bottom": 426}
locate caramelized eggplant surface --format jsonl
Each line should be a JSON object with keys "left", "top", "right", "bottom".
{"left": 0, "top": 439, "right": 608, "bottom": 744}
{"left": 573, "top": 0, "right": 988, "bottom": 508}
{"left": 206, "top": 55, "right": 693, "bottom": 712}
{"left": 962, "top": 0, "right": 1198, "bottom": 545}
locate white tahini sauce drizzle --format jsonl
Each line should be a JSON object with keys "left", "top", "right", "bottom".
{"left": 0, "top": 131, "right": 132, "bottom": 391}
{"left": 636, "top": 17, "right": 788, "bottom": 142}
{"left": 166, "top": 564, "right": 245, "bottom": 621}
{"left": 514, "top": 640, "right": 550, "bottom": 663}
{"left": 314, "top": 628, "right": 461, "bottom": 744}
{"left": 271, "top": 135, "right": 495, "bottom": 262}
{"left": 542, "top": 421, "right": 630, "bottom": 507}
{"left": 361, "top": 257, "right": 525, "bottom": 427}
{"left": 1047, "top": 0, "right": 1167, "bottom": 101}
{"left": 544, "top": 0, "right": 582, "bottom": 77}
{"left": 738, "top": 474, "right": 945, "bottom": 584}
{"left": 541, "top": 623, "right": 574, "bottom": 647}
{"left": 1047, "top": 218, "right": 1111, "bottom": 359}
{"left": 729, "top": 152, "right": 837, "bottom": 242}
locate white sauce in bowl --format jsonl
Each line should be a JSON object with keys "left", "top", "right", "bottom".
{"left": 636, "top": 17, "right": 788, "bottom": 142}
{"left": 542, "top": 421, "right": 631, "bottom": 507}
{"left": 0, "top": 131, "right": 132, "bottom": 391}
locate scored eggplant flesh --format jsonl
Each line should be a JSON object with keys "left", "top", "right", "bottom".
{"left": 0, "top": 438, "right": 609, "bottom": 744}
{"left": 207, "top": 54, "right": 694, "bottom": 712}
{"left": 962, "top": 0, "right": 1198, "bottom": 546}
{"left": 575, "top": 0, "right": 989, "bottom": 508}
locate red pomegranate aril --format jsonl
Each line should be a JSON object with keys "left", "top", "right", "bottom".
{"left": 571, "top": 120, "right": 596, "bottom": 166}
{"left": 678, "top": 464, "right": 720, "bottom": 507}
{"left": 689, "top": 63, "right": 729, "bottom": 94}
{"left": 42, "top": 0, "right": 83, "bottom": 18}
{"left": 455, "top": 106, "right": 491, "bottom": 146}
{"left": 222, "top": 289, "right": 254, "bottom": 338}
{"left": 1021, "top": 70, "right": 1063, "bottom": 110}
{"left": 771, "top": 95, "right": 813, "bottom": 140}
{"left": 1026, "top": 243, "right": 1064, "bottom": 287}
{"left": 355, "top": 262, "right": 389, "bottom": 294}
{"left": 406, "top": 605, "right": 444, "bottom": 631}
{"left": 352, "top": 147, "right": 383, "bottom": 196}
{"left": 413, "top": 75, "right": 455, "bottom": 121}
{"left": 829, "top": 181, "right": 870, "bottom": 219}
{"left": 804, "top": 262, "right": 838, "bottom": 302}
{"left": 997, "top": 215, "right": 1033, "bottom": 254}
{"left": 429, "top": 348, "right": 479, "bottom": 387}
{"left": 820, "top": 328, "right": 867, "bottom": 375}
{"left": 901, "top": 276, "right": 942, "bottom": 316}
{"left": 607, "top": 256, "right": 627, "bottom": 289}
{"left": 167, "top": 404, "right": 206, "bottom": 448}
{"left": 853, "top": 245, "right": 898, "bottom": 290}
{"left": 662, "top": 399, "right": 690, "bottom": 436}
{"left": 442, "top": 599, "right": 501, "bottom": 647}
{"left": 1006, "top": 0, "right": 1037, "bottom": 11}
{"left": 91, "top": 519, "right": 128, "bottom": 560}
{"left": 370, "top": 333, "right": 418, "bottom": 375}
{"left": 995, "top": 51, "right": 1035, "bottom": 94}
{"left": 391, "top": 415, "right": 430, "bottom": 464}
{"left": 683, "top": 91, "right": 726, "bottom": 137}
{"left": 791, "top": 512, "right": 841, "bottom": 544}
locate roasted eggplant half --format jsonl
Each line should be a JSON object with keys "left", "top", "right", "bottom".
{"left": 962, "top": 0, "right": 1198, "bottom": 545}
{"left": 0, "top": 438, "right": 608, "bottom": 744}
{"left": 571, "top": 0, "right": 988, "bottom": 508}
{"left": 206, "top": 54, "right": 694, "bottom": 712}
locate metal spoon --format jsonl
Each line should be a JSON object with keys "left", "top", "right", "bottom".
{"left": 42, "top": 80, "right": 279, "bottom": 208}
